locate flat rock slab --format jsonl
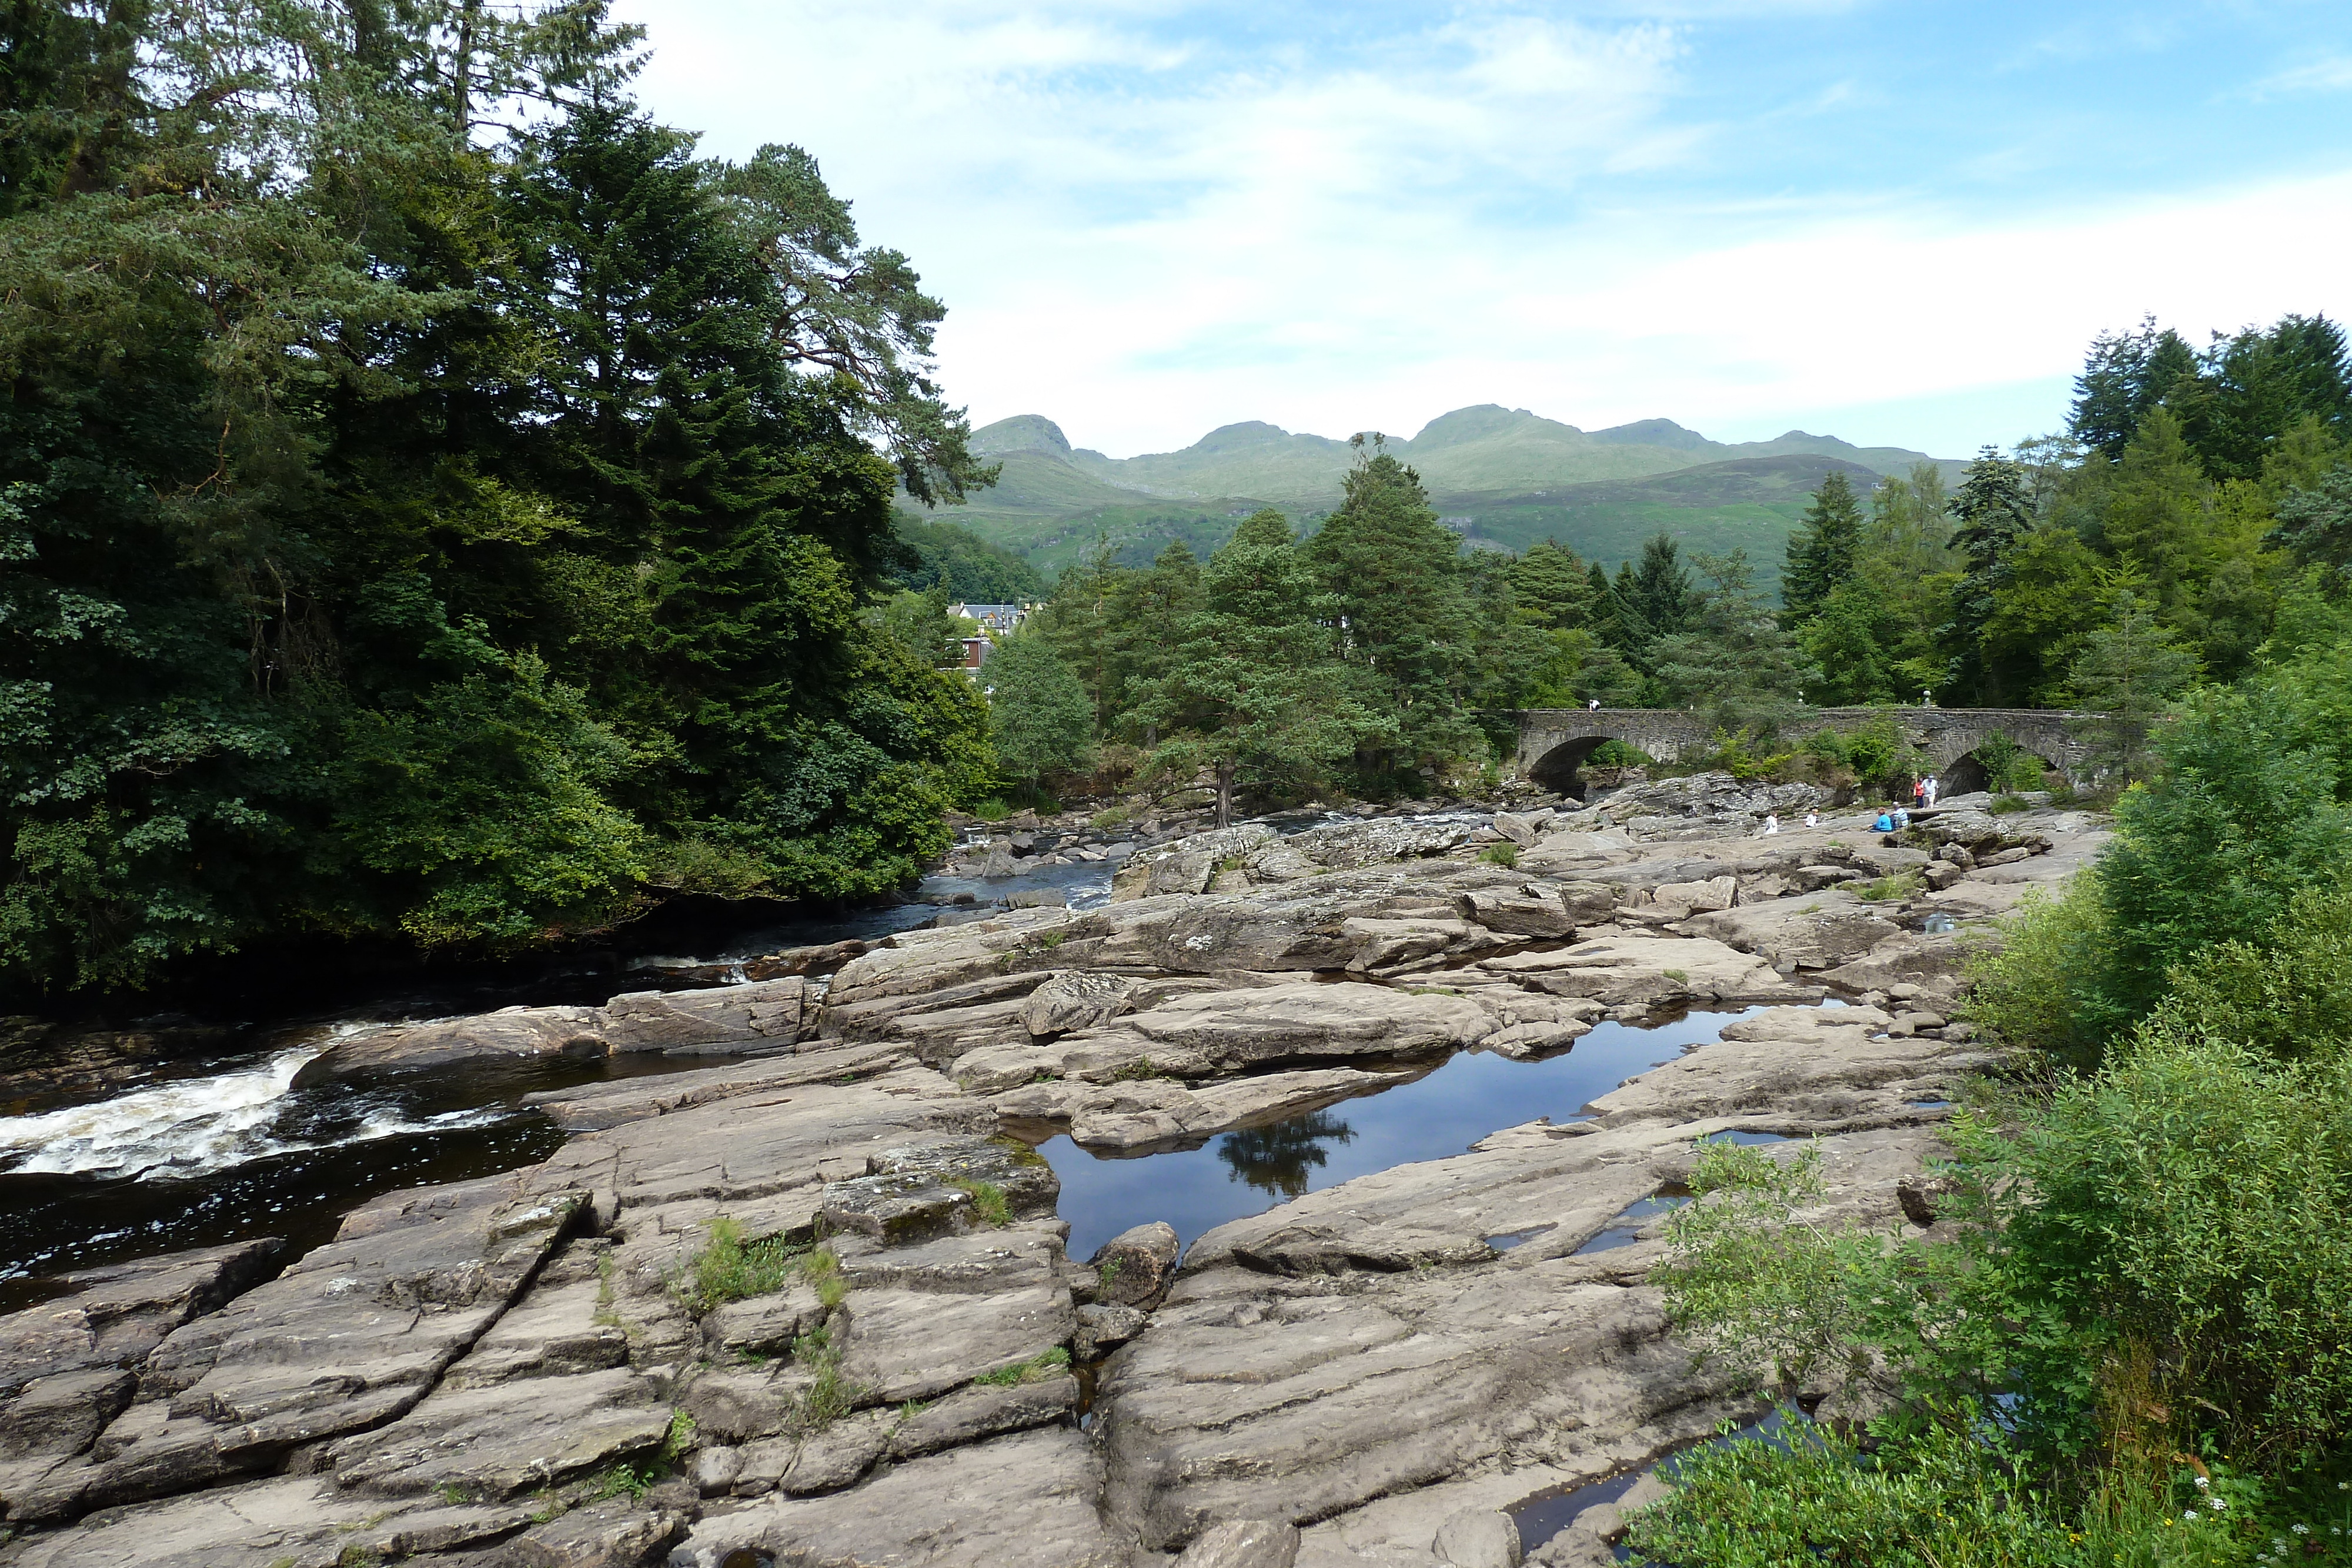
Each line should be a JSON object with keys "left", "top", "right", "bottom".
{"left": 521, "top": 1041, "right": 911, "bottom": 1132}
{"left": 1471, "top": 935, "right": 1818, "bottom": 1008}
{"left": 673, "top": 1425, "right": 1123, "bottom": 1568}
{"left": 818, "top": 1135, "right": 1060, "bottom": 1246}
{"left": 0, "top": 1473, "right": 537, "bottom": 1567}
{"left": 0, "top": 1239, "right": 283, "bottom": 1400}
{"left": 1685, "top": 896, "right": 1902, "bottom": 972}
{"left": 68, "top": 1172, "right": 579, "bottom": 1514}
{"left": 838, "top": 1282, "right": 1074, "bottom": 1402}
{"left": 328, "top": 1367, "right": 670, "bottom": 1499}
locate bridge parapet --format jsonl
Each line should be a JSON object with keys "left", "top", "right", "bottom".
{"left": 1514, "top": 707, "right": 2099, "bottom": 792}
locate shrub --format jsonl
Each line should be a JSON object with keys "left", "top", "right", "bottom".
{"left": 1963, "top": 881, "right": 2127, "bottom": 1069}
{"left": 1480, "top": 841, "right": 1519, "bottom": 868}
{"left": 2156, "top": 884, "right": 2352, "bottom": 1064}
{"left": 1997, "top": 1027, "right": 2352, "bottom": 1463}
{"left": 2097, "top": 684, "right": 2352, "bottom": 1016}
{"left": 1588, "top": 739, "right": 1653, "bottom": 768}
{"left": 1847, "top": 872, "right": 1922, "bottom": 903}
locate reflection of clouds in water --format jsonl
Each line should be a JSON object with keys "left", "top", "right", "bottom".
{"left": 1217, "top": 1112, "right": 1355, "bottom": 1199}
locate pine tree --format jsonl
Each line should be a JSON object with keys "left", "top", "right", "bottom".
{"left": 1945, "top": 448, "right": 2039, "bottom": 704}
{"left": 1781, "top": 471, "right": 1865, "bottom": 624}
{"left": 1650, "top": 551, "right": 1809, "bottom": 734}
{"left": 1137, "top": 511, "right": 1379, "bottom": 826}
{"left": 1509, "top": 540, "right": 1596, "bottom": 631}
{"left": 1303, "top": 443, "right": 1481, "bottom": 771}
{"left": 2102, "top": 406, "right": 2214, "bottom": 628}
{"left": 2069, "top": 592, "right": 2198, "bottom": 783}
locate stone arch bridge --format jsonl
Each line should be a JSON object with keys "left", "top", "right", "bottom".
{"left": 1513, "top": 707, "right": 2099, "bottom": 795}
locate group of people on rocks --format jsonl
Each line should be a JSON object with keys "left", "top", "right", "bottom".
{"left": 1759, "top": 776, "right": 1940, "bottom": 838}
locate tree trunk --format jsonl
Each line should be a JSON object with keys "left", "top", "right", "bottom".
{"left": 1215, "top": 760, "right": 1234, "bottom": 829}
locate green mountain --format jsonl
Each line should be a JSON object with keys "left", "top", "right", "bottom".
{"left": 918, "top": 405, "right": 1962, "bottom": 584}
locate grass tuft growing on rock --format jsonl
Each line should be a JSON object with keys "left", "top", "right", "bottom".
{"left": 974, "top": 1347, "right": 1071, "bottom": 1387}
{"left": 1480, "top": 841, "right": 1519, "bottom": 868}
{"left": 951, "top": 1178, "right": 1013, "bottom": 1227}
{"left": 679, "top": 1217, "right": 810, "bottom": 1311}
{"left": 1849, "top": 871, "right": 1923, "bottom": 903}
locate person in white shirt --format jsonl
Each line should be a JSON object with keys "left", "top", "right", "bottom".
{"left": 1923, "top": 775, "right": 1939, "bottom": 807}
{"left": 1762, "top": 814, "right": 1779, "bottom": 835}
{"left": 1804, "top": 809, "right": 1819, "bottom": 828}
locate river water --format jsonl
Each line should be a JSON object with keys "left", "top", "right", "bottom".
{"left": 0, "top": 827, "right": 1822, "bottom": 1323}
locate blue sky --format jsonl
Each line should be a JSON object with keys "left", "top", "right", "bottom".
{"left": 616, "top": 1, "right": 2352, "bottom": 459}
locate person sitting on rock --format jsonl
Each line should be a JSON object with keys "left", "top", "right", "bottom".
{"left": 1804, "top": 809, "right": 1819, "bottom": 828}
{"left": 1874, "top": 810, "right": 1895, "bottom": 833}
{"left": 1762, "top": 814, "right": 1779, "bottom": 835}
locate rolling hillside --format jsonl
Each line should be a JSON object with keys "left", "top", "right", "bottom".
{"left": 923, "top": 404, "right": 1963, "bottom": 586}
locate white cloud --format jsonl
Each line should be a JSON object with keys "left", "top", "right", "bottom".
{"left": 615, "top": 2, "right": 2352, "bottom": 460}
{"left": 2250, "top": 55, "right": 2352, "bottom": 98}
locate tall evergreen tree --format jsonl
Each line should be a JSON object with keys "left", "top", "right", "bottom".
{"left": 2070, "top": 315, "right": 2200, "bottom": 460}
{"left": 1509, "top": 540, "right": 1596, "bottom": 631}
{"left": 1304, "top": 442, "right": 1481, "bottom": 771}
{"left": 1946, "top": 448, "right": 2039, "bottom": 704}
{"left": 1781, "top": 471, "right": 1865, "bottom": 624}
{"left": 1137, "top": 511, "right": 1377, "bottom": 826}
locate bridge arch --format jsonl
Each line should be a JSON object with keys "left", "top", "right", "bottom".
{"left": 1526, "top": 734, "right": 1613, "bottom": 795}
{"left": 1512, "top": 707, "right": 2099, "bottom": 791}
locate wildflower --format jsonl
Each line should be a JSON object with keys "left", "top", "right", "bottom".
{"left": 2184, "top": 1512, "right": 2199, "bottom": 1523}
{"left": 2212, "top": 1497, "right": 2228, "bottom": 1509}
{"left": 2293, "top": 1524, "right": 2308, "bottom": 1535}
{"left": 2194, "top": 1476, "right": 2209, "bottom": 1489}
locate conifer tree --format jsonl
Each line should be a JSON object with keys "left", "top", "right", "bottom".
{"left": 1137, "top": 511, "right": 1378, "bottom": 825}
{"left": 1304, "top": 442, "right": 1481, "bottom": 773}
{"left": 1781, "top": 472, "right": 1865, "bottom": 624}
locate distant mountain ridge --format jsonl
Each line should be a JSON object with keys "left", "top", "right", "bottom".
{"left": 966, "top": 404, "right": 1953, "bottom": 513}
{"left": 933, "top": 403, "right": 1962, "bottom": 588}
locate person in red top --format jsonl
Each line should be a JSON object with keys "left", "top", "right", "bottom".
{"left": 1911, "top": 777, "right": 1926, "bottom": 810}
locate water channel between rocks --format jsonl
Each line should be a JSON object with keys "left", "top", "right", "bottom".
{"left": 1042, "top": 1003, "right": 1803, "bottom": 1265}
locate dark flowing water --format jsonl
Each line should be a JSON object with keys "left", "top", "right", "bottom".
{"left": 0, "top": 856, "right": 1117, "bottom": 1307}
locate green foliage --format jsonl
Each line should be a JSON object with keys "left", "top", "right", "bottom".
{"left": 1304, "top": 445, "right": 1485, "bottom": 767}
{"left": 2157, "top": 886, "right": 2352, "bottom": 1064}
{"left": 1479, "top": 841, "right": 1519, "bottom": 868}
{"left": 2097, "top": 684, "right": 2352, "bottom": 1016}
{"left": 2066, "top": 591, "right": 2198, "bottom": 784}
{"left": 1963, "top": 882, "right": 2128, "bottom": 1069}
{"left": 1135, "top": 509, "right": 1381, "bottom": 824}
{"left": 1782, "top": 470, "right": 1866, "bottom": 624}
{"left": 1625, "top": 1415, "right": 2089, "bottom": 1568}
{"left": 1845, "top": 872, "right": 1922, "bottom": 903}
{"left": 1587, "top": 739, "right": 1653, "bottom": 767}
{"left": 950, "top": 1178, "right": 1011, "bottom": 1228}
{"left": 0, "top": 2, "right": 999, "bottom": 994}
{"left": 891, "top": 516, "right": 1045, "bottom": 602}
{"left": 1999, "top": 1028, "right": 2352, "bottom": 1462}
{"left": 676, "top": 1219, "right": 837, "bottom": 1314}
{"left": 985, "top": 636, "right": 1094, "bottom": 785}
{"left": 973, "top": 1347, "right": 1071, "bottom": 1388}
{"left": 1651, "top": 550, "right": 1809, "bottom": 734}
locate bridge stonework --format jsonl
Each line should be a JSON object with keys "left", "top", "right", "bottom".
{"left": 1513, "top": 707, "right": 2097, "bottom": 793}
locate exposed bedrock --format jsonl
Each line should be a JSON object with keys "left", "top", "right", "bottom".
{"left": 0, "top": 790, "right": 2112, "bottom": 1568}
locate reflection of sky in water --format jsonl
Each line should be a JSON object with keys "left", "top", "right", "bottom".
{"left": 1044, "top": 1006, "right": 1773, "bottom": 1263}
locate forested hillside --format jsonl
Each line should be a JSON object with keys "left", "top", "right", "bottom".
{"left": 928, "top": 404, "right": 1958, "bottom": 579}
{"left": 0, "top": 0, "right": 998, "bottom": 994}
{"left": 991, "top": 314, "right": 2351, "bottom": 827}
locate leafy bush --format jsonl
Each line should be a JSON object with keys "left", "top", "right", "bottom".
{"left": 2157, "top": 885, "right": 2352, "bottom": 1063}
{"left": 1625, "top": 1415, "right": 2087, "bottom": 1568}
{"left": 1997, "top": 1027, "right": 2352, "bottom": 1463}
{"left": 1481, "top": 841, "right": 1519, "bottom": 868}
{"left": 2097, "top": 684, "right": 2352, "bottom": 1016}
{"left": 1963, "top": 882, "right": 2127, "bottom": 1069}
{"left": 1588, "top": 739, "right": 1653, "bottom": 767}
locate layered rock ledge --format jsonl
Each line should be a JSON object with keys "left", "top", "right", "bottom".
{"left": 0, "top": 787, "right": 2107, "bottom": 1568}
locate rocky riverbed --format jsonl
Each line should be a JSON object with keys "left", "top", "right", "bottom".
{"left": 0, "top": 778, "right": 2108, "bottom": 1568}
